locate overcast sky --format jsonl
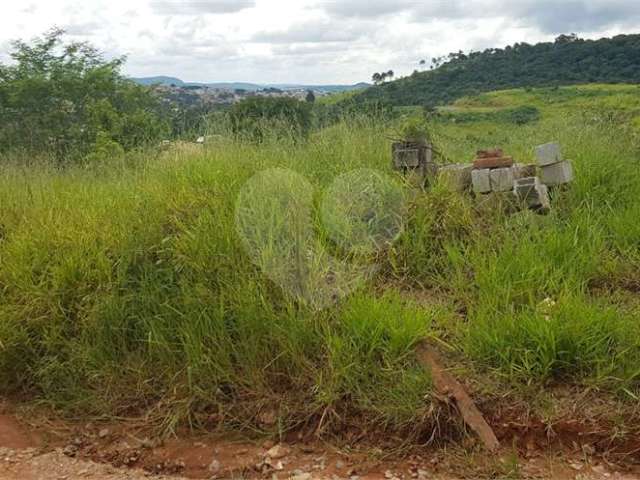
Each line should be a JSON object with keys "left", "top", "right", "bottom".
{"left": 1, "top": 0, "right": 639, "bottom": 85}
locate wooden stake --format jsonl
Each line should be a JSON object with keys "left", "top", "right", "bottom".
{"left": 416, "top": 341, "right": 500, "bottom": 452}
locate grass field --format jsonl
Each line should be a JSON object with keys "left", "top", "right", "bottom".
{"left": 1, "top": 84, "right": 640, "bottom": 443}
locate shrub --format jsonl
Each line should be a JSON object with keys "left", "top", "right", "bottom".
{"left": 228, "top": 96, "right": 312, "bottom": 142}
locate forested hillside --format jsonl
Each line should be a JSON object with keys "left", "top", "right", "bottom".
{"left": 351, "top": 34, "right": 640, "bottom": 107}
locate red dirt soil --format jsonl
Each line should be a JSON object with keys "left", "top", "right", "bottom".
{"left": 2, "top": 405, "right": 640, "bottom": 480}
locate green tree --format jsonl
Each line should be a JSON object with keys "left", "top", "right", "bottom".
{"left": 0, "top": 28, "right": 169, "bottom": 163}
{"left": 305, "top": 90, "right": 316, "bottom": 103}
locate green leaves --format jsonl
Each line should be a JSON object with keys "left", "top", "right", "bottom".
{"left": 0, "top": 29, "right": 168, "bottom": 163}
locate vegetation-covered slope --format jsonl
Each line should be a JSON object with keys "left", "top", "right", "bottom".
{"left": 1, "top": 85, "right": 640, "bottom": 442}
{"left": 351, "top": 34, "right": 640, "bottom": 107}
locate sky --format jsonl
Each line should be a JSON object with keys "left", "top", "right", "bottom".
{"left": 1, "top": 0, "right": 639, "bottom": 85}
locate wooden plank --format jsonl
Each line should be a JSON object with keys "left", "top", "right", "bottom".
{"left": 416, "top": 341, "right": 500, "bottom": 452}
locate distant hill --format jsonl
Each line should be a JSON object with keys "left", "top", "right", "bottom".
{"left": 132, "top": 76, "right": 186, "bottom": 87}
{"left": 130, "top": 77, "right": 370, "bottom": 93}
{"left": 349, "top": 34, "right": 640, "bottom": 107}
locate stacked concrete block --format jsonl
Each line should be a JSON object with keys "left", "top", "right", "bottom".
{"left": 489, "top": 167, "right": 515, "bottom": 192}
{"left": 438, "top": 164, "right": 473, "bottom": 192}
{"left": 534, "top": 143, "right": 562, "bottom": 166}
{"left": 471, "top": 168, "right": 491, "bottom": 194}
{"left": 392, "top": 141, "right": 437, "bottom": 184}
{"left": 471, "top": 149, "right": 519, "bottom": 194}
{"left": 513, "top": 176, "right": 550, "bottom": 211}
{"left": 540, "top": 160, "right": 574, "bottom": 186}
{"left": 392, "top": 145, "right": 420, "bottom": 168}
{"left": 535, "top": 142, "right": 574, "bottom": 186}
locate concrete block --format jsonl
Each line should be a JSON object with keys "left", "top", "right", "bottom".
{"left": 439, "top": 164, "right": 473, "bottom": 192}
{"left": 471, "top": 168, "right": 491, "bottom": 194}
{"left": 490, "top": 167, "right": 515, "bottom": 192}
{"left": 540, "top": 160, "right": 574, "bottom": 186}
{"left": 393, "top": 147, "right": 420, "bottom": 168}
{"left": 535, "top": 142, "right": 562, "bottom": 167}
{"left": 514, "top": 176, "right": 550, "bottom": 210}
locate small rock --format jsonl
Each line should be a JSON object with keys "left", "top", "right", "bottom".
{"left": 98, "top": 428, "right": 110, "bottom": 439}
{"left": 290, "top": 474, "right": 312, "bottom": 480}
{"left": 570, "top": 461, "right": 584, "bottom": 471}
{"left": 384, "top": 471, "right": 394, "bottom": 479}
{"left": 208, "top": 459, "right": 221, "bottom": 472}
{"left": 336, "top": 459, "right": 345, "bottom": 469}
{"left": 266, "top": 444, "right": 290, "bottom": 459}
{"left": 62, "top": 445, "right": 77, "bottom": 458}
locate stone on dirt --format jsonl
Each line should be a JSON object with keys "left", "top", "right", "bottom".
{"left": 535, "top": 142, "right": 562, "bottom": 167}
{"left": 266, "top": 444, "right": 290, "bottom": 459}
{"left": 540, "top": 160, "right": 574, "bottom": 186}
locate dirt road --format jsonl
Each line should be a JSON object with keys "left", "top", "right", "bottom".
{"left": 1, "top": 409, "right": 639, "bottom": 479}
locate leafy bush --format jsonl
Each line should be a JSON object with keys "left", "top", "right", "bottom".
{"left": 0, "top": 29, "right": 169, "bottom": 163}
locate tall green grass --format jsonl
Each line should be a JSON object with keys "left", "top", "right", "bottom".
{"left": 1, "top": 87, "right": 640, "bottom": 438}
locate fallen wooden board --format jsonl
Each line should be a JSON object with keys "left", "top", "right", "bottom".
{"left": 416, "top": 341, "right": 500, "bottom": 452}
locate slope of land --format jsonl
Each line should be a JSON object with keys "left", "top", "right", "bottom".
{"left": 1, "top": 84, "right": 640, "bottom": 464}
{"left": 349, "top": 34, "right": 640, "bottom": 107}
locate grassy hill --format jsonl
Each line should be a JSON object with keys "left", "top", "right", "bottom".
{"left": 350, "top": 34, "right": 640, "bottom": 107}
{"left": 1, "top": 84, "right": 640, "bottom": 451}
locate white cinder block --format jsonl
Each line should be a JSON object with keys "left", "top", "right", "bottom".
{"left": 535, "top": 142, "right": 563, "bottom": 167}
{"left": 490, "top": 167, "right": 515, "bottom": 192}
{"left": 540, "top": 160, "right": 574, "bottom": 186}
{"left": 471, "top": 168, "right": 491, "bottom": 194}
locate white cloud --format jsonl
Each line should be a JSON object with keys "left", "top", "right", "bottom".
{"left": 0, "top": 0, "right": 638, "bottom": 84}
{"left": 150, "top": 0, "right": 255, "bottom": 15}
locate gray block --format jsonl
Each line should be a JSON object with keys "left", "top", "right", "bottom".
{"left": 514, "top": 176, "right": 549, "bottom": 210}
{"left": 393, "top": 148, "right": 420, "bottom": 168}
{"left": 540, "top": 160, "right": 574, "bottom": 186}
{"left": 439, "top": 164, "right": 473, "bottom": 192}
{"left": 471, "top": 168, "right": 491, "bottom": 194}
{"left": 535, "top": 142, "right": 562, "bottom": 167}
{"left": 490, "top": 167, "right": 515, "bottom": 192}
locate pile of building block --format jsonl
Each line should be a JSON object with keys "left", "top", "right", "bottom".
{"left": 469, "top": 143, "right": 574, "bottom": 213}
{"left": 471, "top": 149, "right": 536, "bottom": 194}
{"left": 512, "top": 142, "right": 574, "bottom": 212}
{"left": 390, "top": 140, "right": 574, "bottom": 214}
{"left": 534, "top": 142, "right": 574, "bottom": 186}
